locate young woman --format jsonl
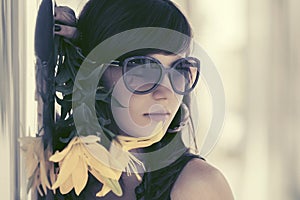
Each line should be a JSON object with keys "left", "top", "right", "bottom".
{"left": 27, "top": 0, "right": 234, "bottom": 199}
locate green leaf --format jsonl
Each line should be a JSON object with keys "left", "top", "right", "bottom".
{"left": 98, "top": 117, "right": 111, "bottom": 126}
{"left": 102, "top": 127, "right": 116, "bottom": 138}
{"left": 111, "top": 95, "right": 127, "bottom": 108}
{"left": 102, "top": 177, "right": 123, "bottom": 197}
{"left": 56, "top": 84, "right": 73, "bottom": 95}
{"left": 95, "top": 92, "right": 109, "bottom": 101}
{"left": 59, "top": 130, "right": 76, "bottom": 143}
{"left": 55, "top": 65, "right": 71, "bottom": 84}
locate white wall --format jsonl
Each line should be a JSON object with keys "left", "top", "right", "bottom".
{"left": 182, "top": 0, "right": 300, "bottom": 200}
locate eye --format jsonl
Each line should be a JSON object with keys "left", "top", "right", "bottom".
{"left": 173, "top": 58, "right": 199, "bottom": 83}
{"left": 127, "top": 58, "right": 148, "bottom": 66}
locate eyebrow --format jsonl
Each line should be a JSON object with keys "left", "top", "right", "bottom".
{"left": 106, "top": 55, "right": 186, "bottom": 68}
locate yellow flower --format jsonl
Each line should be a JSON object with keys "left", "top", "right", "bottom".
{"left": 49, "top": 122, "right": 164, "bottom": 197}
{"left": 49, "top": 135, "right": 123, "bottom": 197}
{"left": 19, "top": 137, "right": 53, "bottom": 196}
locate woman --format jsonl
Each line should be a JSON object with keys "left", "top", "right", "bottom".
{"left": 26, "top": 0, "right": 234, "bottom": 199}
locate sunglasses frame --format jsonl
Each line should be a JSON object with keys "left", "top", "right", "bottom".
{"left": 110, "top": 55, "right": 201, "bottom": 95}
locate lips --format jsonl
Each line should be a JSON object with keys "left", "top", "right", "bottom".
{"left": 144, "top": 113, "right": 170, "bottom": 121}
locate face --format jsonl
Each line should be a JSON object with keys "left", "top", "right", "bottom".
{"left": 104, "top": 53, "right": 185, "bottom": 137}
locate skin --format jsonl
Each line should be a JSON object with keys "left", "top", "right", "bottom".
{"left": 171, "top": 158, "right": 234, "bottom": 200}
{"left": 107, "top": 53, "right": 184, "bottom": 137}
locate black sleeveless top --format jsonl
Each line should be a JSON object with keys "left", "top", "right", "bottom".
{"left": 39, "top": 153, "right": 204, "bottom": 200}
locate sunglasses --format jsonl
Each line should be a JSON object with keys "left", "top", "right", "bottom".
{"left": 108, "top": 56, "right": 200, "bottom": 95}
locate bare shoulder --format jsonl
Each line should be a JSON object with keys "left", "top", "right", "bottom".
{"left": 170, "top": 158, "right": 234, "bottom": 200}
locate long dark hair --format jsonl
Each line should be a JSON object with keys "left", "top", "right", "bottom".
{"left": 52, "top": 0, "right": 197, "bottom": 199}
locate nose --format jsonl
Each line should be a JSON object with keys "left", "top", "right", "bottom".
{"left": 151, "top": 74, "right": 174, "bottom": 100}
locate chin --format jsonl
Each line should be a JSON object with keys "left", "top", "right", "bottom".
{"left": 123, "top": 120, "right": 169, "bottom": 138}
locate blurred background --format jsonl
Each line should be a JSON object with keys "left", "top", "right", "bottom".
{"left": 1, "top": 0, "right": 299, "bottom": 199}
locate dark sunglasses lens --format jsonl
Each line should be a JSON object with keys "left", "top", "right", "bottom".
{"left": 171, "top": 58, "right": 199, "bottom": 93}
{"left": 124, "top": 58, "right": 161, "bottom": 92}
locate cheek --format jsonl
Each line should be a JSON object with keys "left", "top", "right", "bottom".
{"left": 111, "top": 77, "right": 158, "bottom": 137}
{"left": 168, "top": 94, "right": 183, "bottom": 120}
{"left": 128, "top": 95, "right": 151, "bottom": 126}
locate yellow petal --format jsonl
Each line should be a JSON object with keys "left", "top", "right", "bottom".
{"left": 90, "top": 168, "right": 123, "bottom": 197}
{"left": 52, "top": 145, "right": 79, "bottom": 189}
{"left": 49, "top": 162, "right": 56, "bottom": 188}
{"left": 95, "top": 184, "right": 111, "bottom": 197}
{"left": 19, "top": 137, "right": 39, "bottom": 178}
{"left": 103, "top": 177, "right": 123, "bottom": 197}
{"left": 82, "top": 144, "right": 120, "bottom": 180}
{"left": 19, "top": 137, "right": 41, "bottom": 148}
{"left": 49, "top": 137, "right": 78, "bottom": 162}
{"left": 59, "top": 175, "right": 73, "bottom": 195}
{"left": 89, "top": 167, "right": 105, "bottom": 183}
{"left": 80, "top": 135, "right": 100, "bottom": 144}
{"left": 39, "top": 155, "right": 51, "bottom": 194}
{"left": 49, "top": 173, "right": 57, "bottom": 194}
{"left": 116, "top": 121, "right": 164, "bottom": 150}
{"left": 109, "top": 142, "right": 130, "bottom": 170}
{"left": 33, "top": 137, "right": 44, "bottom": 156}
{"left": 45, "top": 145, "right": 56, "bottom": 188}
{"left": 32, "top": 169, "right": 43, "bottom": 196}
{"left": 37, "top": 185, "right": 43, "bottom": 196}
{"left": 25, "top": 156, "right": 39, "bottom": 178}
{"left": 84, "top": 142, "right": 111, "bottom": 165}
{"left": 72, "top": 156, "right": 88, "bottom": 195}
